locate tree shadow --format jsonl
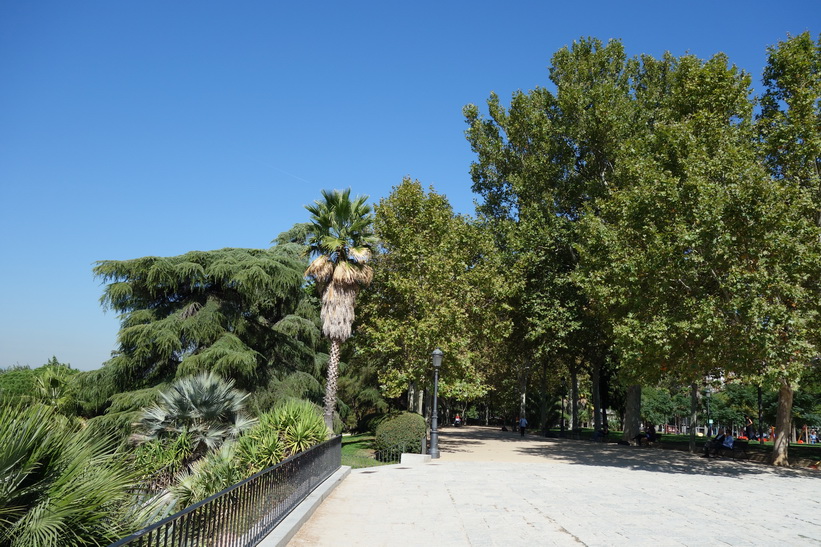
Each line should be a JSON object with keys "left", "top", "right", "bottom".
{"left": 438, "top": 426, "right": 820, "bottom": 480}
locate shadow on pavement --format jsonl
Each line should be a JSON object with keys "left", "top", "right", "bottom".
{"left": 437, "top": 425, "right": 820, "bottom": 480}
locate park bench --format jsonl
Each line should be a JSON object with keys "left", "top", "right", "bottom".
{"left": 713, "top": 440, "right": 749, "bottom": 460}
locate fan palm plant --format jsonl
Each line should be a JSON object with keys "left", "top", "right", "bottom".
{"left": 131, "top": 372, "right": 256, "bottom": 460}
{"left": 304, "top": 189, "right": 376, "bottom": 432}
{"left": 0, "top": 403, "right": 138, "bottom": 546}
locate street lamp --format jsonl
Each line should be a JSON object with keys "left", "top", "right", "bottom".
{"left": 430, "top": 348, "right": 443, "bottom": 459}
{"left": 705, "top": 387, "right": 713, "bottom": 437}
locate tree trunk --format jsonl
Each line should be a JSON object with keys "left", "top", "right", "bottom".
{"left": 407, "top": 381, "right": 415, "bottom": 412}
{"left": 518, "top": 364, "right": 528, "bottom": 421}
{"left": 771, "top": 378, "right": 793, "bottom": 466}
{"left": 323, "top": 339, "right": 342, "bottom": 434}
{"left": 570, "top": 367, "right": 579, "bottom": 430}
{"left": 689, "top": 383, "right": 699, "bottom": 453}
{"left": 539, "top": 360, "right": 548, "bottom": 435}
{"left": 623, "top": 384, "right": 641, "bottom": 443}
{"left": 591, "top": 360, "right": 602, "bottom": 432}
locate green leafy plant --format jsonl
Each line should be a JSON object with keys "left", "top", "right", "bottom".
{"left": 238, "top": 399, "right": 327, "bottom": 473}
{"left": 0, "top": 403, "right": 138, "bottom": 546}
{"left": 374, "top": 411, "right": 426, "bottom": 452}
{"left": 131, "top": 372, "right": 257, "bottom": 459}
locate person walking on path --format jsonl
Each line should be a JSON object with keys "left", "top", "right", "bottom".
{"left": 519, "top": 416, "right": 528, "bottom": 437}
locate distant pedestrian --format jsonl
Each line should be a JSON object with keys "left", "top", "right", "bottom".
{"left": 745, "top": 415, "right": 755, "bottom": 439}
{"left": 519, "top": 416, "right": 528, "bottom": 437}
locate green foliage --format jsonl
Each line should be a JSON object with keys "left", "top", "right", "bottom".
{"left": 304, "top": 188, "right": 376, "bottom": 432}
{"left": 94, "top": 244, "right": 311, "bottom": 391}
{"left": 759, "top": 32, "right": 821, "bottom": 194}
{"left": 238, "top": 399, "right": 327, "bottom": 473}
{"left": 85, "top": 410, "right": 143, "bottom": 443}
{"left": 132, "top": 433, "right": 195, "bottom": 492}
{"left": 0, "top": 366, "right": 37, "bottom": 402}
{"left": 0, "top": 403, "right": 138, "bottom": 546}
{"left": 0, "top": 359, "right": 79, "bottom": 415}
{"left": 357, "top": 178, "right": 510, "bottom": 401}
{"left": 464, "top": 39, "right": 619, "bottom": 415}
{"left": 168, "top": 442, "right": 246, "bottom": 508}
{"left": 131, "top": 372, "right": 256, "bottom": 458}
{"left": 374, "top": 411, "right": 426, "bottom": 452}
{"left": 249, "top": 370, "right": 324, "bottom": 414}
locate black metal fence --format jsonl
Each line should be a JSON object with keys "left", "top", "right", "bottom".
{"left": 110, "top": 435, "right": 341, "bottom": 547}
{"left": 373, "top": 436, "right": 427, "bottom": 464}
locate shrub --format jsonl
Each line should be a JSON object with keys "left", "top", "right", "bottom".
{"left": 358, "top": 411, "right": 395, "bottom": 434}
{"left": 238, "top": 399, "right": 327, "bottom": 473}
{"left": 131, "top": 372, "right": 256, "bottom": 458}
{"left": 0, "top": 403, "right": 138, "bottom": 546}
{"left": 374, "top": 411, "right": 426, "bottom": 452}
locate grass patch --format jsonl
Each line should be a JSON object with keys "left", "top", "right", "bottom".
{"left": 341, "top": 433, "right": 395, "bottom": 469}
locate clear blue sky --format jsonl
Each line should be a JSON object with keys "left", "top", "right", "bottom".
{"left": 1, "top": 1, "right": 817, "bottom": 371}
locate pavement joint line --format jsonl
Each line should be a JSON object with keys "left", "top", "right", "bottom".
{"left": 256, "top": 465, "right": 351, "bottom": 547}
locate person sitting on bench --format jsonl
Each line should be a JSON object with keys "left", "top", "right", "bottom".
{"left": 634, "top": 423, "right": 658, "bottom": 446}
{"left": 703, "top": 429, "right": 733, "bottom": 457}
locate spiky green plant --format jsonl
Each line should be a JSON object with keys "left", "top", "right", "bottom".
{"left": 131, "top": 372, "right": 257, "bottom": 459}
{"left": 238, "top": 399, "right": 327, "bottom": 472}
{"left": 0, "top": 404, "right": 138, "bottom": 546}
{"left": 168, "top": 443, "right": 245, "bottom": 508}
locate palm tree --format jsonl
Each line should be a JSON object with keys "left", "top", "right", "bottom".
{"left": 305, "top": 189, "right": 376, "bottom": 432}
{"left": 131, "top": 372, "right": 256, "bottom": 459}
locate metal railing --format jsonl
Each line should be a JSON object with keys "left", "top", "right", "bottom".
{"left": 374, "top": 436, "right": 427, "bottom": 464}
{"left": 110, "top": 435, "right": 341, "bottom": 547}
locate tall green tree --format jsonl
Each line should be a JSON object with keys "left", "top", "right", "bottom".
{"left": 304, "top": 189, "right": 376, "bottom": 432}
{"left": 757, "top": 32, "right": 821, "bottom": 464}
{"left": 464, "top": 38, "right": 629, "bottom": 433}
{"left": 575, "top": 48, "right": 820, "bottom": 463}
{"left": 357, "top": 178, "right": 510, "bottom": 407}
{"left": 93, "top": 241, "right": 315, "bottom": 400}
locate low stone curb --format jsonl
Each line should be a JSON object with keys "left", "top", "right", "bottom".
{"left": 257, "top": 465, "right": 351, "bottom": 547}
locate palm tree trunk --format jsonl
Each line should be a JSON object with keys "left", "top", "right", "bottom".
{"left": 323, "top": 338, "right": 341, "bottom": 434}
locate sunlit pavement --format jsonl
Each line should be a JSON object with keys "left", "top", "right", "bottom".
{"left": 287, "top": 425, "right": 821, "bottom": 546}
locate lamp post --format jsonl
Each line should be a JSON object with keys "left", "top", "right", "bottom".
{"left": 705, "top": 387, "right": 713, "bottom": 437}
{"left": 430, "top": 348, "right": 443, "bottom": 459}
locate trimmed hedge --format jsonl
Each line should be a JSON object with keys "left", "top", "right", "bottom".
{"left": 374, "top": 411, "right": 426, "bottom": 452}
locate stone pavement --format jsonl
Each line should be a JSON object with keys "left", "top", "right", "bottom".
{"left": 287, "top": 426, "right": 821, "bottom": 546}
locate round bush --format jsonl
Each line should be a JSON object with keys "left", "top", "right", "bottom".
{"left": 374, "top": 411, "right": 426, "bottom": 452}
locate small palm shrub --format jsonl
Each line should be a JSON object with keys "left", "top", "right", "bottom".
{"left": 238, "top": 399, "right": 327, "bottom": 473}
{"left": 0, "top": 403, "right": 138, "bottom": 546}
{"left": 168, "top": 443, "right": 246, "bottom": 508}
{"left": 131, "top": 372, "right": 257, "bottom": 459}
{"left": 374, "top": 411, "right": 426, "bottom": 452}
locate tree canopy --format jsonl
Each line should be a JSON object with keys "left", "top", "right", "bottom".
{"left": 93, "top": 240, "right": 321, "bottom": 402}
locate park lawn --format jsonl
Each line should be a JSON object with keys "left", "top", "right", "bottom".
{"left": 341, "top": 433, "right": 394, "bottom": 469}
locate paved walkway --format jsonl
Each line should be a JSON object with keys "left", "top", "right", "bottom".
{"left": 288, "top": 426, "right": 821, "bottom": 546}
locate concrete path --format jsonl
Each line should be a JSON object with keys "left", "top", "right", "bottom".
{"left": 288, "top": 426, "right": 821, "bottom": 546}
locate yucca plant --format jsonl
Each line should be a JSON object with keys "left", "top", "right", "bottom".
{"left": 0, "top": 403, "right": 138, "bottom": 547}
{"left": 238, "top": 399, "right": 327, "bottom": 471}
{"left": 237, "top": 431, "right": 284, "bottom": 474}
{"left": 282, "top": 417, "right": 326, "bottom": 455}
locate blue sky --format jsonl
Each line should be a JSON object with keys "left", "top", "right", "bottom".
{"left": 1, "top": 1, "right": 818, "bottom": 371}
